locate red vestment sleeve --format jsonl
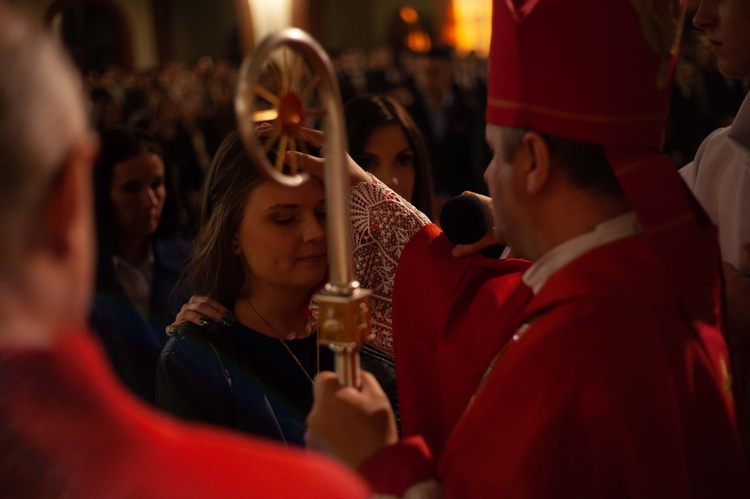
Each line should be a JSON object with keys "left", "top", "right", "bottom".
{"left": 357, "top": 435, "right": 436, "bottom": 495}
{"left": 392, "top": 224, "right": 531, "bottom": 456}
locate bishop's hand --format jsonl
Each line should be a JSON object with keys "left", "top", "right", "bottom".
{"left": 256, "top": 123, "right": 371, "bottom": 188}
{"left": 306, "top": 370, "right": 398, "bottom": 468}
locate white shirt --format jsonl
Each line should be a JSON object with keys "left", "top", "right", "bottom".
{"left": 680, "top": 92, "right": 750, "bottom": 273}
{"left": 523, "top": 212, "right": 642, "bottom": 295}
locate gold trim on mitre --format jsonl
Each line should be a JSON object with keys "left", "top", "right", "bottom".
{"left": 487, "top": 97, "right": 666, "bottom": 124}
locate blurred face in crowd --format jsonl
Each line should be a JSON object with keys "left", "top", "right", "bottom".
{"left": 359, "top": 124, "right": 416, "bottom": 202}
{"left": 233, "top": 177, "right": 327, "bottom": 295}
{"left": 693, "top": 0, "right": 750, "bottom": 78}
{"left": 109, "top": 152, "right": 166, "bottom": 240}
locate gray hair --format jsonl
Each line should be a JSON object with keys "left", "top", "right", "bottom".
{"left": 0, "top": 4, "right": 90, "bottom": 255}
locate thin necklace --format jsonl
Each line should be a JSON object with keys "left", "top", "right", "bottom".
{"left": 243, "top": 296, "right": 318, "bottom": 385}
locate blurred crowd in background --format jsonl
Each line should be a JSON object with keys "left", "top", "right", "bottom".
{"left": 84, "top": 34, "right": 748, "bottom": 240}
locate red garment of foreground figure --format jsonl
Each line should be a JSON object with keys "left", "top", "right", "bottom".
{"left": 0, "top": 329, "right": 370, "bottom": 498}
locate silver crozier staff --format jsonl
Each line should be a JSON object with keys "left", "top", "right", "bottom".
{"left": 234, "top": 28, "right": 371, "bottom": 388}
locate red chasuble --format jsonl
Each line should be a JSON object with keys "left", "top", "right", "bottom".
{"left": 391, "top": 224, "right": 531, "bottom": 457}
{"left": 360, "top": 224, "right": 747, "bottom": 498}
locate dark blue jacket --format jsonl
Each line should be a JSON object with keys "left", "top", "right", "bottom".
{"left": 157, "top": 320, "right": 399, "bottom": 446}
{"left": 89, "top": 238, "right": 191, "bottom": 404}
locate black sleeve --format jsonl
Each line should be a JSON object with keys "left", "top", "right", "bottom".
{"left": 156, "top": 326, "right": 289, "bottom": 443}
{"left": 155, "top": 334, "right": 234, "bottom": 428}
{"left": 361, "top": 344, "right": 401, "bottom": 436}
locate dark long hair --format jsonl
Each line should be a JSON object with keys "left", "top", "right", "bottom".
{"left": 93, "top": 126, "right": 181, "bottom": 252}
{"left": 344, "top": 95, "right": 435, "bottom": 217}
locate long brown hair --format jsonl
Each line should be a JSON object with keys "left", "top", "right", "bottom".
{"left": 184, "top": 131, "right": 264, "bottom": 302}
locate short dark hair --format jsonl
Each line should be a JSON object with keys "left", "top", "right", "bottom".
{"left": 422, "top": 45, "right": 453, "bottom": 62}
{"left": 500, "top": 127, "right": 623, "bottom": 198}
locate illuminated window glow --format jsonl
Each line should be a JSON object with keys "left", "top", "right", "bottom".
{"left": 452, "top": 0, "right": 492, "bottom": 56}
{"left": 248, "top": 0, "right": 293, "bottom": 44}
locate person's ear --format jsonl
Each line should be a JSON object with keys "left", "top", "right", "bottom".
{"left": 231, "top": 235, "right": 242, "bottom": 255}
{"left": 521, "top": 131, "right": 551, "bottom": 195}
{"left": 43, "top": 138, "right": 98, "bottom": 258}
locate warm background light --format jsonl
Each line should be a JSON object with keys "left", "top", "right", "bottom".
{"left": 399, "top": 6, "right": 419, "bottom": 25}
{"left": 406, "top": 29, "right": 431, "bottom": 52}
{"left": 247, "top": 0, "right": 293, "bottom": 44}
{"left": 452, "top": 0, "right": 492, "bottom": 56}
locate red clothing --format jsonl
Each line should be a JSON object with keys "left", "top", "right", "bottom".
{"left": 361, "top": 224, "right": 747, "bottom": 498}
{"left": 0, "top": 330, "right": 369, "bottom": 498}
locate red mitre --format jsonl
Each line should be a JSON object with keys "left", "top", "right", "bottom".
{"left": 487, "top": 0, "right": 721, "bottom": 324}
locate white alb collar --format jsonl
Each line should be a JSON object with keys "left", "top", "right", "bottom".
{"left": 523, "top": 212, "right": 641, "bottom": 295}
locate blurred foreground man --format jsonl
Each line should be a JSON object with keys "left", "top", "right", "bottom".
{"left": 307, "top": 0, "right": 748, "bottom": 497}
{"left": 0, "top": 4, "right": 368, "bottom": 497}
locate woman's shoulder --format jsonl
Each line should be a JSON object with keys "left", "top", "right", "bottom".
{"left": 162, "top": 322, "right": 236, "bottom": 366}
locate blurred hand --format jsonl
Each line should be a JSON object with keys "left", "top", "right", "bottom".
{"left": 165, "top": 295, "right": 234, "bottom": 336}
{"left": 306, "top": 370, "right": 398, "bottom": 468}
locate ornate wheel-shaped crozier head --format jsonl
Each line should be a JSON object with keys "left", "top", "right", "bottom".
{"left": 236, "top": 29, "right": 344, "bottom": 187}
{"left": 236, "top": 30, "right": 367, "bottom": 388}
